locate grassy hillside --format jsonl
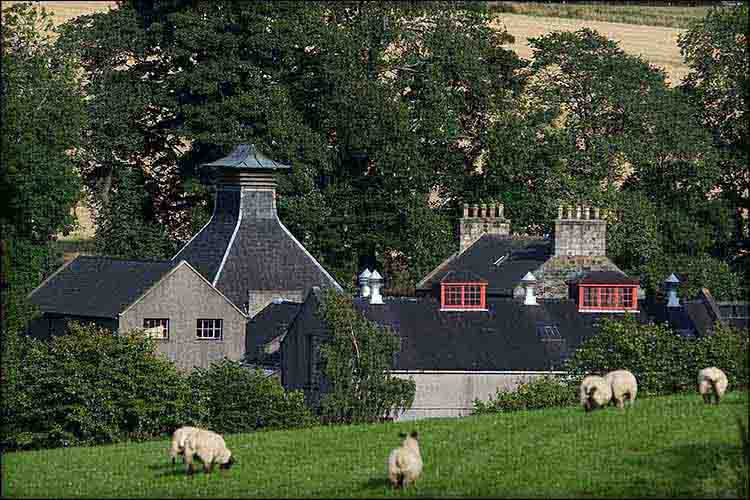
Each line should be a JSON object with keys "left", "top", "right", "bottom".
{"left": 3, "top": 392, "right": 748, "bottom": 498}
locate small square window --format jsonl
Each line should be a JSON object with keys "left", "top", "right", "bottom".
{"left": 143, "top": 318, "right": 169, "bottom": 340}
{"left": 196, "top": 319, "right": 223, "bottom": 340}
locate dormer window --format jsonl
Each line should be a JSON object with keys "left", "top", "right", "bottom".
{"left": 440, "top": 271, "right": 488, "bottom": 311}
{"left": 576, "top": 272, "right": 640, "bottom": 313}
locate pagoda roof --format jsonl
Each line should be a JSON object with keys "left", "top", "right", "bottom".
{"left": 203, "top": 144, "right": 291, "bottom": 171}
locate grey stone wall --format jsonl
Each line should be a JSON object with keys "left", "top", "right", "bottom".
{"left": 554, "top": 205, "right": 607, "bottom": 257}
{"left": 533, "top": 255, "right": 624, "bottom": 299}
{"left": 459, "top": 203, "right": 510, "bottom": 253}
{"left": 247, "top": 289, "right": 305, "bottom": 318}
{"left": 119, "top": 264, "right": 247, "bottom": 371}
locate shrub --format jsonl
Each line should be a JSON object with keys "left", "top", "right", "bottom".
{"left": 1, "top": 322, "right": 197, "bottom": 450}
{"left": 188, "top": 359, "right": 315, "bottom": 434}
{"left": 473, "top": 376, "right": 576, "bottom": 415}
{"left": 565, "top": 316, "right": 749, "bottom": 396}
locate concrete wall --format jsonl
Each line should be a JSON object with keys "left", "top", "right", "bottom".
{"left": 392, "top": 371, "right": 563, "bottom": 420}
{"left": 247, "top": 289, "right": 305, "bottom": 318}
{"left": 119, "top": 264, "right": 247, "bottom": 371}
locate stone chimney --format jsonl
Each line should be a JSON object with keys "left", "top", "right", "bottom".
{"left": 459, "top": 202, "right": 510, "bottom": 254}
{"left": 554, "top": 204, "right": 607, "bottom": 257}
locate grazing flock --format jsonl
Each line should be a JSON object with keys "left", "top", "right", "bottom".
{"left": 167, "top": 366, "right": 729, "bottom": 489}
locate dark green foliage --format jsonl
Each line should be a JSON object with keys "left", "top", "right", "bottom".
{"left": 566, "top": 317, "right": 750, "bottom": 396}
{"left": 1, "top": 3, "right": 86, "bottom": 336}
{"left": 679, "top": 4, "right": 749, "bottom": 243}
{"left": 473, "top": 376, "right": 576, "bottom": 415}
{"left": 187, "top": 359, "right": 315, "bottom": 434}
{"left": 93, "top": 170, "right": 176, "bottom": 260}
{"left": 1, "top": 323, "right": 196, "bottom": 450}
{"left": 640, "top": 253, "right": 746, "bottom": 302}
{"left": 318, "top": 290, "right": 415, "bottom": 423}
{"left": 57, "top": 1, "right": 523, "bottom": 278}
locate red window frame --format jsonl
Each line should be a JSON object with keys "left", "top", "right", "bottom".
{"left": 578, "top": 285, "right": 638, "bottom": 312}
{"left": 441, "top": 283, "right": 487, "bottom": 310}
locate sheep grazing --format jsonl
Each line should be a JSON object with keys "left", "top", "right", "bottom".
{"left": 170, "top": 426, "right": 200, "bottom": 465}
{"left": 183, "top": 428, "right": 235, "bottom": 475}
{"left": 698, "top": 367, "right": 729, "bottom": 405}
{"left": 579, "top": 375, "right": 613, "bottom": 412}
{"left": 387, "top": 431, "right": 423, "bottom": 489}
{"left": 605, "top": 370, "right": 638, "bottom": 409}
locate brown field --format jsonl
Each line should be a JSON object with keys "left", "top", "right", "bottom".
{"left": 6, "top": 2, "right": 690, "bottom": 245}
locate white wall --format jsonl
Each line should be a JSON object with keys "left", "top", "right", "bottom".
{"left": 392, "top": 371, "right": 564, "bottom": 421}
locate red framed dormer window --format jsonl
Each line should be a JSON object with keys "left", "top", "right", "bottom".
{"left": 578, "top": 285, "right": 639, "bottom": 313}
{"left": 441, "top": 283, "right": 487, "bottom": 310}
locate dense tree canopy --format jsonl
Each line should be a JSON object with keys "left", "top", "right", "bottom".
{"left": 56, "top": 0, "right": 524, "bottom": 285}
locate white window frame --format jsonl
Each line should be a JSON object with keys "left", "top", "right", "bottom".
{"left": 196, "top": 318, "right": 223, "bottom": 340}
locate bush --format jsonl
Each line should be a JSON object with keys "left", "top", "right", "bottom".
{"left": 1, "top": 322, "right": 197, "bottom": 450}
{"left": 473, "top": 376, "right": 576, "bottom": 415}
{"left": 565, "top": 316, "right": 749, "bottom": 396}
{"left": 188, "top": 359, "right": 315, "bottom": 434}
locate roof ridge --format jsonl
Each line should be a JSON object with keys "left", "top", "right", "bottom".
{"left": 75, "top": 255, "right": 174, "bottom": 265}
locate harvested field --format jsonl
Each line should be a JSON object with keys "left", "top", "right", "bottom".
{"left": 494, "top": 13, "right": 689, "bottom": 85}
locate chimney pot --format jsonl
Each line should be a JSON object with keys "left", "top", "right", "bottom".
{"left": 576, "top": 206, "right": 582, "bottom": 219}
{"left": 558, "top": 205, "right": 564, "bottom": 219}
{"left": 488, "top": 203, "right": 496, "bottom": 218}
{"left": 463, "top": 203, "right": 469, "bottom": 218}
{"left": 472, "top": 204, "right": 479, "bottom": 218}
{"left": 584, "top": 206, "right": 591, "bottom": 220}
{"left": 369, "top": 270, "right": 384, "bottom": 305}
{"left": 498, "top": 203, "right": 504, "bottom": 219}
{"left": 566, "top": 206, "right": 574, "bottom": 219}
{"left": 593, "top": 207, "right": 600, "bottom": 219}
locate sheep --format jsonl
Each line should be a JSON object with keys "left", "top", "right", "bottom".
{"left": 604, "top": 369, "right": 638, "bottom": 409}
{"left": 183, "top": 428, "right": 235, "bottom": 475}
{"left": 579, "top": 375, "right": 613, "bottom": 412}
{"left": 387, "top": 431, "right": 422, "bottom": 489}
{"left": 169, "top": 426, "right": 200, "bottom": 465}
{"left": 698, "top": 367, "right": 729, "bottom": 405}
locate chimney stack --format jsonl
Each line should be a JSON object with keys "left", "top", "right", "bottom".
{"left": 554, "top": 203, "right": 607, "bottom": 257}
{"left": 369, "top": 270, "right": 384, "bottom": 305}
{"left": 459, "top": 201, "right": 511, "bottom": 254}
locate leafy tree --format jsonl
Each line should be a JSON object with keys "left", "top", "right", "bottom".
{"left": 679, "top": 4, "right": 749, "bottom": 243}
{"left": 318, "top": 289, "right": 415, "bottom": 423}
{"left": 57, "top": 1, "right": 523, "bottom": 282}
{"left": 640, "top": 253, "right": 746, "bottom": 302}
{"left": 484, "top": 29, "right": 720, "bottom": 237}
{"left": 1, "top": 3, "right": 85, "bottom": 339}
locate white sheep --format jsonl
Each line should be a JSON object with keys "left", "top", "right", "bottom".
{"left": 387, "top": 431, "right": 423, "bottom": 489}
{"left": 183, "top": 428, "right": 235, "bottom": 475}
{"left": 698, "top": 367, "right": 729, "bottom": 405}
{"left": 169, "top": 426, "right": 200, "bottom": 465}
{"left": 579, "top": 375, "right": 613, "bottom": 412}
{"left": 605, "top": 370, "right": 638, "bottom": 409}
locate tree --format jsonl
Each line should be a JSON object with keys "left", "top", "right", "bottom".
{"left": 1, "top": 3, "right": 86, "bottom": 332}
{"left": 641, "top": 253, "right": 745, "bottom": 302}
{"left": 483, "top": 29, "right": 721, "bottom": 237}
{"left": 318, "top": 290, "right": 415, "bottom": 423}
{"left": 679, "top": 4, "right": 749, "bottom": 243}
{"left": 57, "top": 1, "right": 524, "bottom": 283}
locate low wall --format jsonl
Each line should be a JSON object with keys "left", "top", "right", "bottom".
{"left": 391, "top": 370, "right": 565, "bottom": 421}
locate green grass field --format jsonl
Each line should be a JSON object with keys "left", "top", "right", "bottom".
{"left": 488, "top": 2, "right": 712, "bottom": 29}
{"left": 3, "top": 392, "right": 748, "bottom": 498}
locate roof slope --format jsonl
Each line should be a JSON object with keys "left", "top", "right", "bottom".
{"left": 417, "top": 235, "right": 552, "bottom": 295}
{"left": 28, "top": 256, "right": 177, "bottom": 319}
{"left": 354, "top": 297, "right": 597, "bottom": 371}
{"left": 247, "top": 300, "right": 302, "bottom": 362}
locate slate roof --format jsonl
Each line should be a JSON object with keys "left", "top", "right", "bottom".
{"left": 28, "top": 256, "right": 178, "bottom": 319}
{"left": 576, "top": 271, "right": 640, "bottom": 285}
{"left": 246, "top": 300, "right": 302, "bottom": 364}
{"left": 417, "top": 235, "right": 552, "bottom": 296}
{"left": 440, "top": 270, "right": 488, "bottom": 284}
{"left": 350, "top": 297, "right": 597, "bottom": 371}
{"left": 203, "top": 144, "right": 291, "bottom": 171}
